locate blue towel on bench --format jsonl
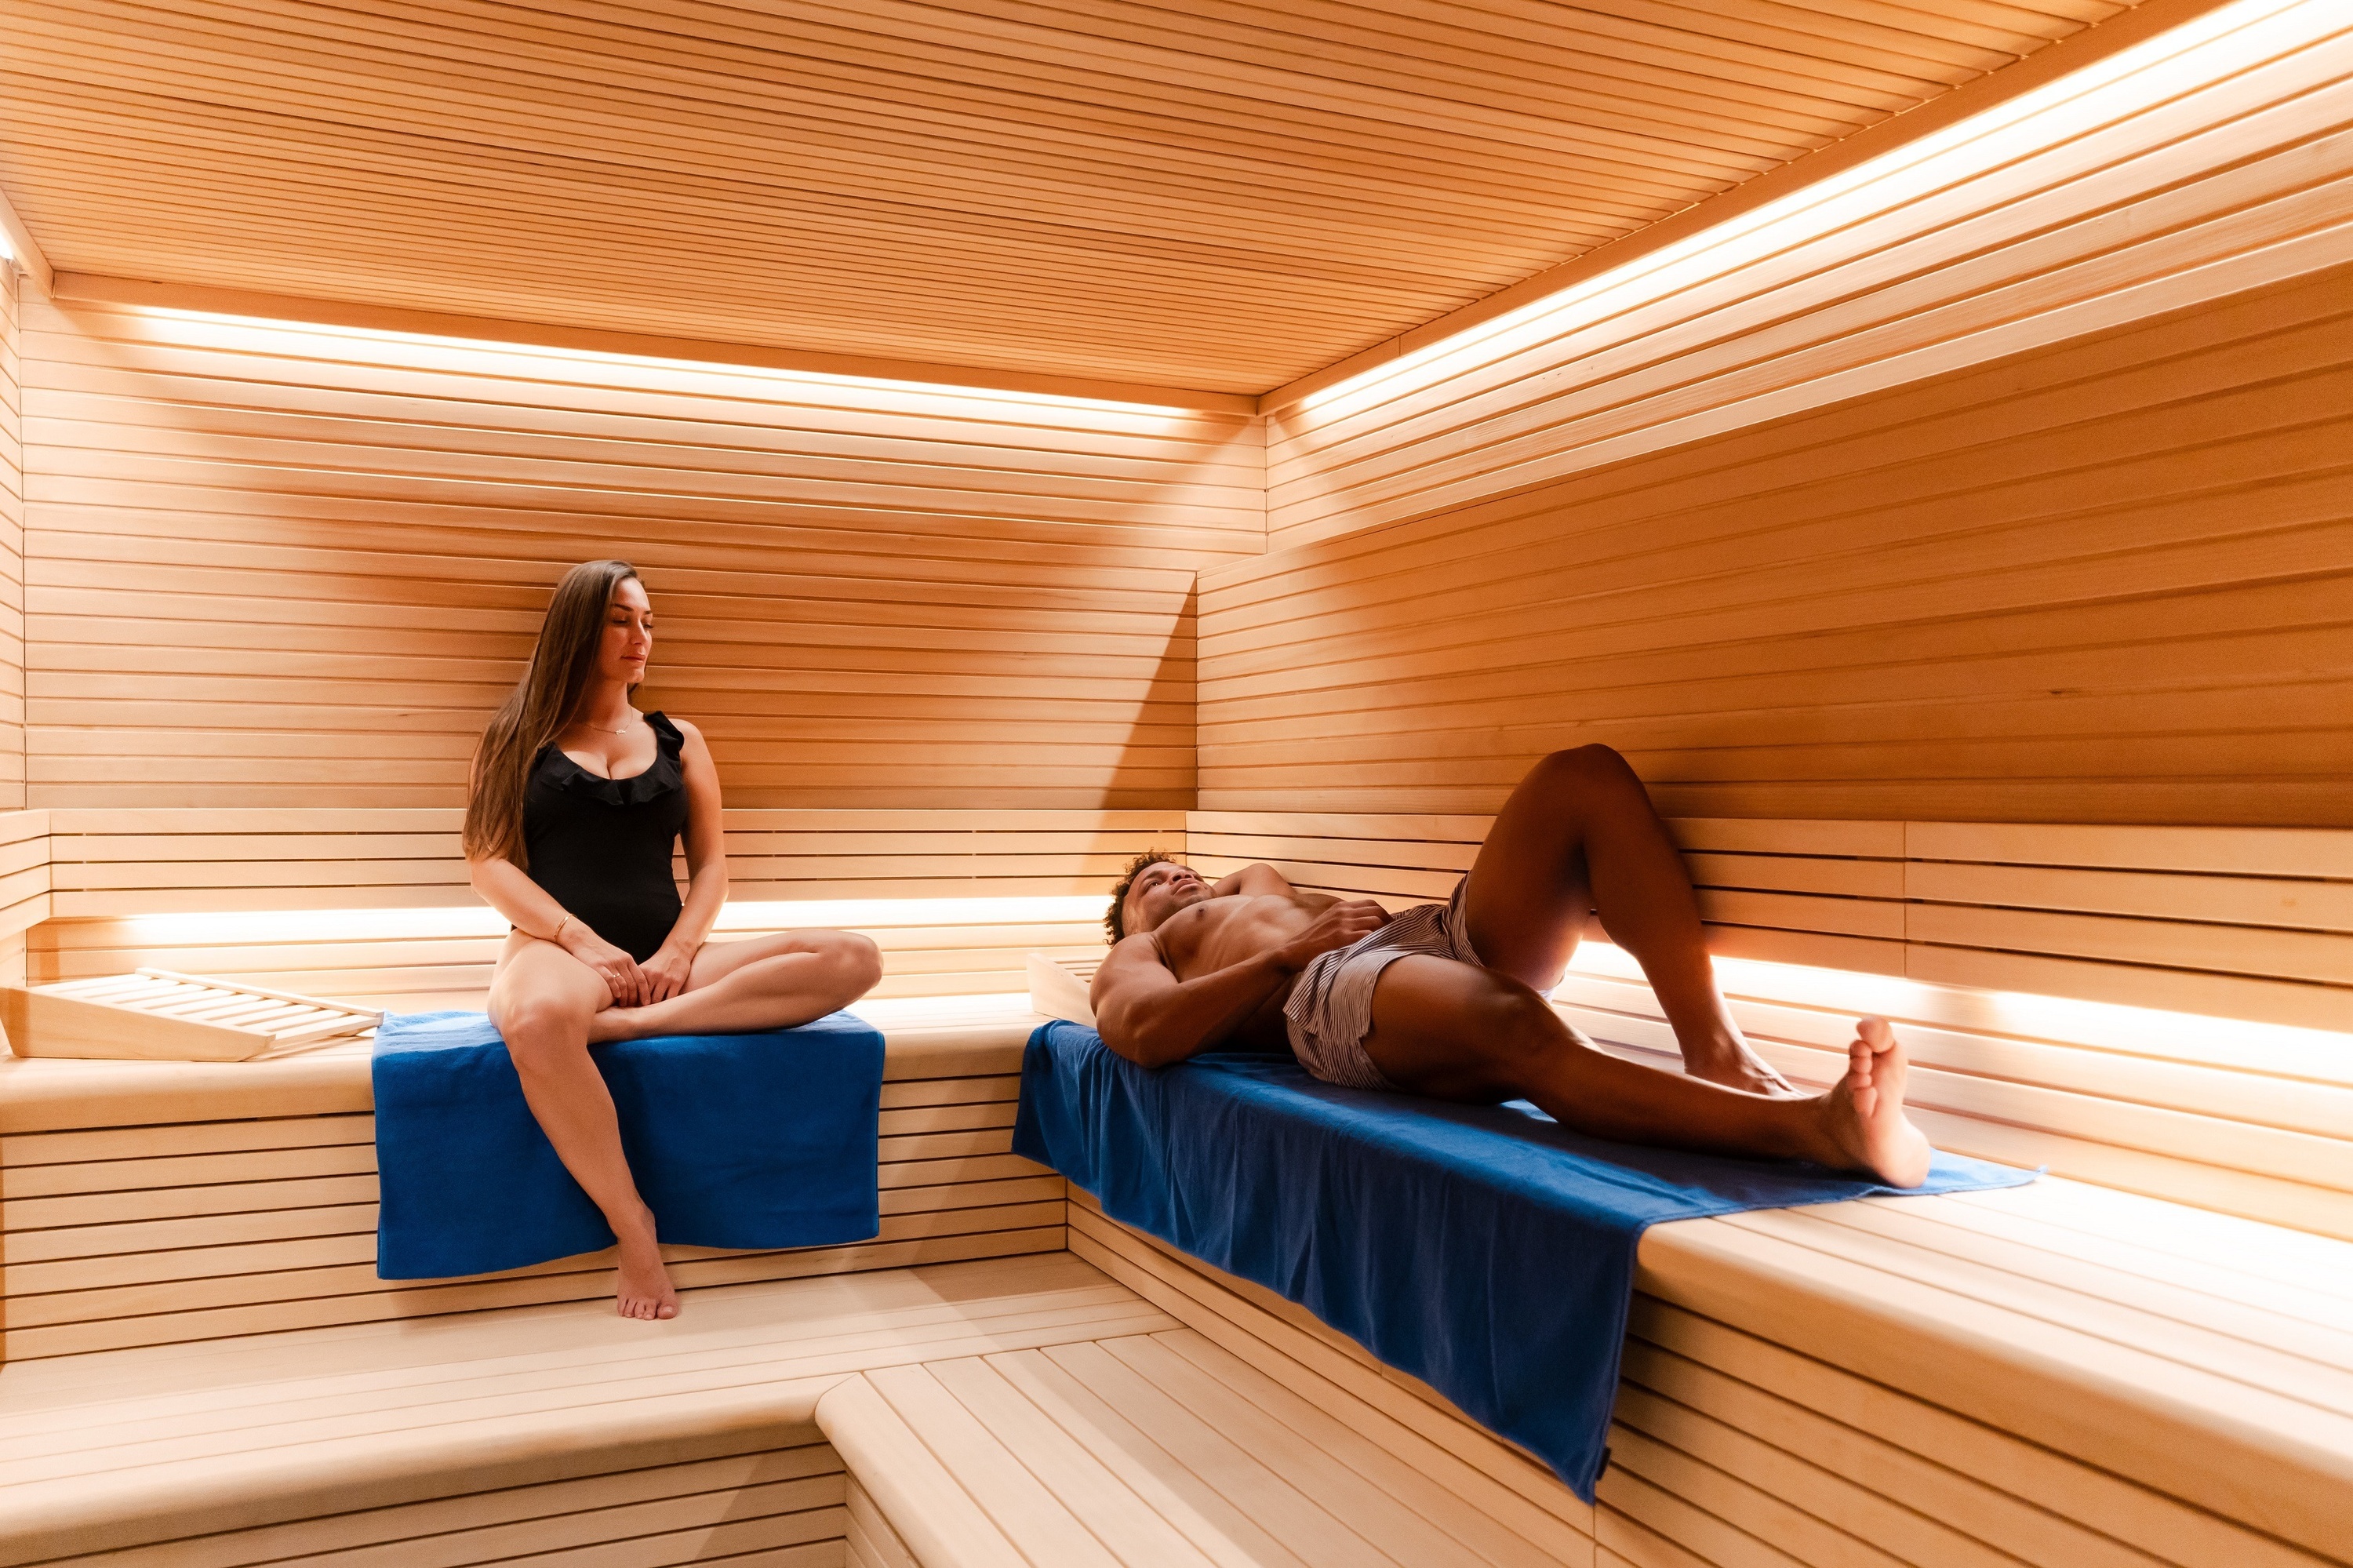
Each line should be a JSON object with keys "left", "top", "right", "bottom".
{"left": 1015, "top": 1020, "right": 2033, "bottom": 1501}
{"left": 373, "top": 1010, "right": 886, "bottom": 1280}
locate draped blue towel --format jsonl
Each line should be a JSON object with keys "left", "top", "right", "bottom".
{"left": 1014, "top": 1020, "right": 2035, "bottom": 1501}
{"left": 373, "top": 1010, "right": 886, "bottom": 1280}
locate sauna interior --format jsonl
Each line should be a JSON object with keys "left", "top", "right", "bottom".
{"left": 0, "top": 0, "right": 2348, "bottom": 1562}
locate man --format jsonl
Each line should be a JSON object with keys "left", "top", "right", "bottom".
{"left": 1091, "top": 746, "right": 1931, "bottom": 1188}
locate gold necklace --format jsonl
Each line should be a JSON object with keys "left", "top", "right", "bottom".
{"left": 580, "top": 711, "right": 640, "bottom": 736}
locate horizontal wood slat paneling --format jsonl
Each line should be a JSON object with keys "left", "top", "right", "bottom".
{"left": 26, "top": 1436, "right": 852, "bottom": 1568}
{"left": 1187, "top": 810, "right": 2353, "bottom": 1028}
{"left": 1260, "top": 16, "right": 2353, "bottom": 542}
{"left": 20, "top": 294, "right": 1255, "bottom": 809}
{"left": 0, "top": 0, "right": 2126, "bottom": 392}
{"left": 23, "top": 806, "right": 1182, "bottom": 1011}
{"left": 1073, "top": 1188, "right": 2353, "bottom": 1568}
{"left": 0, "top": 1051, "right": 1066, "bottom": 1359}
{"left": 0, "top": 263, "right": 24, "bottom": 831}
{"left": 1206, "top": 259, "right": 2353, "bottom": 827}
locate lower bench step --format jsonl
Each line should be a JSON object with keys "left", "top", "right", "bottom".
{"left": 816, "top": 1330, "right": 1591, "bottom": 1566}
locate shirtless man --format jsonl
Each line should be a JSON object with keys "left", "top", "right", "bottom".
{"left": 1090, "top": 745, "right": 1932, "bottom": 1188}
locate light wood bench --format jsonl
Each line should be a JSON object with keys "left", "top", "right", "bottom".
{"left": 4, "top": 988, "right": 2351, "bottom": 1565}
{"left": 0, "top": 1250, "right": 1173, "bottom": 1566}
{"left": 1073, "top": 1189, "right": 2353, "bottom": 1568}
{"left": 0, "top": 996, "right": 1063, "bottom": 1360}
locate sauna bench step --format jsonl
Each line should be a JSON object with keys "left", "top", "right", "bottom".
{"left": 0, "top": 1251, "right": 1173, "bottom": 1566}
{"left": 1072, "top": 1188, "right": 2353, "bottom": 1568}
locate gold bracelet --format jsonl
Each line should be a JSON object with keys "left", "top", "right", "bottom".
{"left": 549, "top": 914, "right": 572, "bottom": 944}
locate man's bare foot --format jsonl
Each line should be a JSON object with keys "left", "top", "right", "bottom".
{"left": 1815, "top": 1017, "right": 1932, "bottom": 1188}
{"left": 614, "top": 1213, "right": 679, "bottom": 1321}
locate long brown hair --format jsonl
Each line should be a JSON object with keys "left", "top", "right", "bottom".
{"left": 463, "top": 559, "right": 642, "bottom": 867}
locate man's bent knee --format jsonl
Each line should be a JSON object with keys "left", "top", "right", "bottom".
{"left": 1535, "top": 743, "right": 1636, "bottom": 784}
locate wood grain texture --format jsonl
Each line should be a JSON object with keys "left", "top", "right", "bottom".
{"left": 1261, "top": 17, "right": 2353, "bottom": 541}
{"left": 1206, "top": 261, "right": 2353, "bottom": 828}
{"left": 24, "top": 806, "right": 1183, "bottom": 1010}
{"left": 0, "top": 0, "right": 2128, "bottom": 394}
{"left": 1074, "top": 1187, "right": 2353, "bottom": 1567}
{"left": 0, "top": 264, "right": 22, "bottom": 816}
{"left": 0, "top": 1024, "right": 1068, "bottom": 1359}
{"left": 19, "top": 292, "right": 1254, "bottom": 809}
{"left": 25, "top": 1439, "right": 851, "bottom": 1568}
{"left": 0, "top": 1251, "right": 1166, "bottom": 1565}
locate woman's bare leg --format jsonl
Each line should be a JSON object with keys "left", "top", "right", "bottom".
{"left": 1464, "top": 745, "right": 1790, "bottom": 1094}
{"left": 1360, "top": 956, "right": 1929, "bottom": 1186}
{"left": 486, "top": 935, "right": 678, "bottom": 1320}
{"left": 587, "top": 930, "right": 882, "bottom": 1044}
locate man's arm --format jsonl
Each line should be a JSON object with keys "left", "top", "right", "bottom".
{"left": 1089, "top": 899, "right": 1390, "bottom": 1068}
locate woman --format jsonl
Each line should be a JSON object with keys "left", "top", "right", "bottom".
{"left": 464, "top": 560, "right": 882, "bottom": 1320}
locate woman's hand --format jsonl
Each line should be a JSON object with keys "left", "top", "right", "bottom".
{"left": 639, "top": 940, "right": 698, "bottom": 1004}
{"left": 558, "top": 921, "right": 647, "bottom": 1007}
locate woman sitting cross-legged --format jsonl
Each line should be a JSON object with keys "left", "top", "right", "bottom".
{"left": 464, "top": 558, "right": 884, "bottom": 1320}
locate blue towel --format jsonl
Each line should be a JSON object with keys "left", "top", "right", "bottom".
{"left": 373, "top": 1010, "right": 886, "bottom": 1280}
{"left": 1015, "top": 1020, "right": 2034, "bottom": 1501}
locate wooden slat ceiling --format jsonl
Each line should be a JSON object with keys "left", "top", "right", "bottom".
{"left": 0, "top": 0, "right": 2130, "bottom": 395}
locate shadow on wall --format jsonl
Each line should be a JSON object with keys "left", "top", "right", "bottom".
{"left": 1108, "top": 580, "right": 1196, "bottom": 810}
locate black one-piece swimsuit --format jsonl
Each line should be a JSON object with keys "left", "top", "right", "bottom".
{"left": 521, "top": 712, "right": 689, "bottom": 964}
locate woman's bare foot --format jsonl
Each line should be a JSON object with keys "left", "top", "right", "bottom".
{"left": 1814, "top": 1017, "right": 1932, "bottom": 1187}
{"left": 613, "top": 1212, "right": 680, "bottom": 1321}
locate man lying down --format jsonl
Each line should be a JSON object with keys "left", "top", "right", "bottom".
{"left": 1090, "top": 746, "right": 1931, "bottom": 1189}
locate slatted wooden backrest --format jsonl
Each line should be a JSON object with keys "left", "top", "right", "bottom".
{"left": 1187, "top": 810, "right": 2353, "bottom": 1240}
{"left": 29, "top": 808, "right": 1186, "bottom": 1010}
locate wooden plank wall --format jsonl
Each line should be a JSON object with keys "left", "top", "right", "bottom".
{"left": 16, "top": 289, "right": 1262, "bottom": 810}
{"left": 0, "top": 812, "right": 42, "bottom": 992}
{"left": 0, "top": 264, "right": 21, "bottom": 816}
{"left": 1186, "top": 812, "right": 2353, "bottom": 1028}
{"left": 1260, "top": 13, "right": 2353, "bottom": 548}
{"left": 1203, "top": 261, "right": 2353, "bottom": 828}
{"left": 30, "top": 806, "right": 1185, "bottom": 1010}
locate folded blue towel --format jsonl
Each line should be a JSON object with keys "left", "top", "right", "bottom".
{"left": 373, "top": 1010, "right": 886, "bottom": 1280}
{"left": 1015, "top": 1020, "right": 2034, "bottom": 1501}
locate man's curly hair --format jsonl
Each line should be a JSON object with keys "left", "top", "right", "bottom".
{"left": 1105, "top": 849, "right": 1180, "bottom": 944}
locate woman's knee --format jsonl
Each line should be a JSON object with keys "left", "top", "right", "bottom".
{"left": 817, "top": 930, "right": 883, "bottom": 998}
{"left": 498, "top": 992, "right": 591, "bottom": 1069}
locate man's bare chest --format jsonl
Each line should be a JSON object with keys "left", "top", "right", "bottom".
{"left": 1156, "top": 893, "right": 1322, "bottom": 980}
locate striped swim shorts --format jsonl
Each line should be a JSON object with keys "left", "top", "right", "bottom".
{"left": 1282, "top": 875, "right": 1485, "bottom": 1093}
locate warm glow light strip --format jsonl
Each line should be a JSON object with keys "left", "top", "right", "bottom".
{"left": 124, "top": 303, "right": 1211, "bottom": 421}
{"left": 1299, "top": 0, "right": 2340, "bottom": 420}
{"left": 116, "top": 895, "right": 1111, "bottom": 947}
{"left": 1568, "top": 941, "right": 2353, "bottom": 1077}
